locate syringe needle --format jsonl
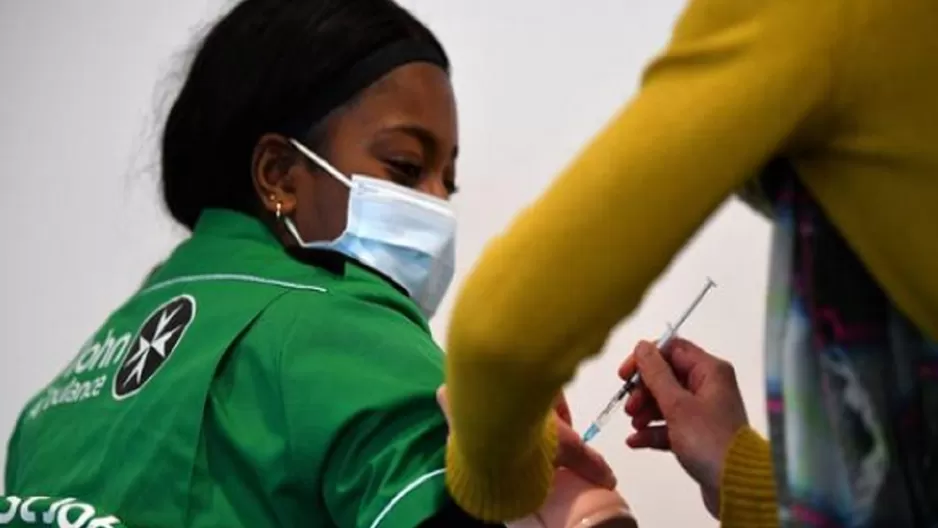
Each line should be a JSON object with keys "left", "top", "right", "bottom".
{"left": 666, "top": 277, "right": 716, "bottom": 339}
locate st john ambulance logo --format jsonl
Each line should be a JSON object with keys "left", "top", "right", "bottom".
{"left": 112, "top": 295, "right": 196, "bottom": 400}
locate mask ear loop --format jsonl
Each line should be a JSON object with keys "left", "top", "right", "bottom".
{"left": 268, "top": 192, "right": 306, "bottom": 246}
{"left": 270, "top": 197, "right": 305, "bottom": 245}
{"left": 289, "top": 138, "right": 353, "bottom": 188}
{"left": 279, "top": 139, "right": 357, "bottom": 246}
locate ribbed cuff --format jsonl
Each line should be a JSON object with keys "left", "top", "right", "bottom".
{"left": 445, "top": 415, "right": 558, "bottom": 523}
{"left": 719, "top": 426, "right": 780, "bottom": 528}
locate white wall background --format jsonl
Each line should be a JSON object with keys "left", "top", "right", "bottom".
{"left": 0, "top": 1, "right": 773, "bottom": 526}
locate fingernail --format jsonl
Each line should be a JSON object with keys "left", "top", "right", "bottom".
{"left": 636, "top": 341, "right": 652, "bottom": 358}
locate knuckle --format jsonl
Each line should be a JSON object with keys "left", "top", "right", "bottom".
{"left": 670, "top": 394, "right": 687, "bottom": 411}
{"left": 714, "top": 359, "right": 736, "bottom": 379}
{"left": 645, "top": 359, "right": 669, "bottom": 379}
{"left": 664, "top": 393, "right": 689, "bottom": 416}
{"left": 644, "top": 368, "right": 662, "bottom": 384}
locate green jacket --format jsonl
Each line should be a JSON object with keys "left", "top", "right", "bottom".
{"left": 5, "top": 210, "right": 452, "bottom": 527}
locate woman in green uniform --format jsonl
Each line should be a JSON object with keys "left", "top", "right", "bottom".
{"left": 5, "top": 0, "right": 459, "bottom": 525}
{"left": 3, "top": 1, "right": 627, "bottom": 527}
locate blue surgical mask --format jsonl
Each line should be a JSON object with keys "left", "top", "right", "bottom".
{"left": 284, "top": 139, "right": 457, "bottom": 319}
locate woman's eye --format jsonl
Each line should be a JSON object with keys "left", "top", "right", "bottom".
{"left": 387, "top": 160, "right": 423, "bottom": 186}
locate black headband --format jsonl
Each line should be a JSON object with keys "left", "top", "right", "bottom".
{"left": 278, "top": 39, "right": 448, "bottom": 138}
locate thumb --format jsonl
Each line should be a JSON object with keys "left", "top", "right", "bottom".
{"left": 665, "top": 337, "right": 717, "bottom": 377}
{"left": 617, "top": 354, "right": 637, "bottom": 381}
{"left": 435, "top": 385, "right": 451, "bottom": 424}
{"left": 554, "top": 393, "right": 573, "bottom": 426}
{"left": 634, "top": 341, "right": 687, "bottom": 415}
{"left": 555, "top": 421, "right": 617, "bottom": 489}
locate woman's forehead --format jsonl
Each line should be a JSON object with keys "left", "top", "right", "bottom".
{"left": 346, "top": 63, "right": 457, "bottom": 139}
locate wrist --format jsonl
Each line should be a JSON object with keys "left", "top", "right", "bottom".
{"left": 718, "top": 426, "right": 779, "bottom": 526}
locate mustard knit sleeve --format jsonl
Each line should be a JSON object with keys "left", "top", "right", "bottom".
{"left": 445, "top": 0, "right": 844, "bottom": 521}
{"left": 720, "top": 427, "right": 779, "bottom": 528}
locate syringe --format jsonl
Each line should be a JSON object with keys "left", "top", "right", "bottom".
{"left": 581, "top": 277, "right": 717, "bottom": 443}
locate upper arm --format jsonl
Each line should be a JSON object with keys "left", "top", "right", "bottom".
{"left": 321, "top": 406, "right": 449, "bottom": 528}
{"left": 278, "top": 296, "right": 452, "bottom": 528}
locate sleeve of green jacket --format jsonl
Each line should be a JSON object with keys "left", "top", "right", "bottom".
{"left": 277, "top": 292, "right": 452, "bottom": 528}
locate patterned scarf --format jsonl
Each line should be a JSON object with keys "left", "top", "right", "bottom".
{"left": 753, "top": 161, "right": 938, "bottom": 527}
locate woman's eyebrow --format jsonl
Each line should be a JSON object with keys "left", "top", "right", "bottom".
{"left": 379, "top": 124, "right": 458, "bottom": 160}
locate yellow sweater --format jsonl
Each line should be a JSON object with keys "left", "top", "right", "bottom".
{"left": 444, "top": 0, "right": 938, "bottom": 525}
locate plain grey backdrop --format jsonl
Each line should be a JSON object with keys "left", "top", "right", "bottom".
{"left": 0, "top": 1, "right": 772, "bottom": 526}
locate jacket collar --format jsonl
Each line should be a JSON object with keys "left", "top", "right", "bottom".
{"left": 140, "top": 208, "right": 430, "bottom": 333}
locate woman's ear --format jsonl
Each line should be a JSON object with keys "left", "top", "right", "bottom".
{"left": 252, "top": 133, "right": 301, "bottom": 217}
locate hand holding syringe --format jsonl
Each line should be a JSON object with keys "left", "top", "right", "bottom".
{"left": 582, "top": 278, "right": 717, "bottom": 443}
